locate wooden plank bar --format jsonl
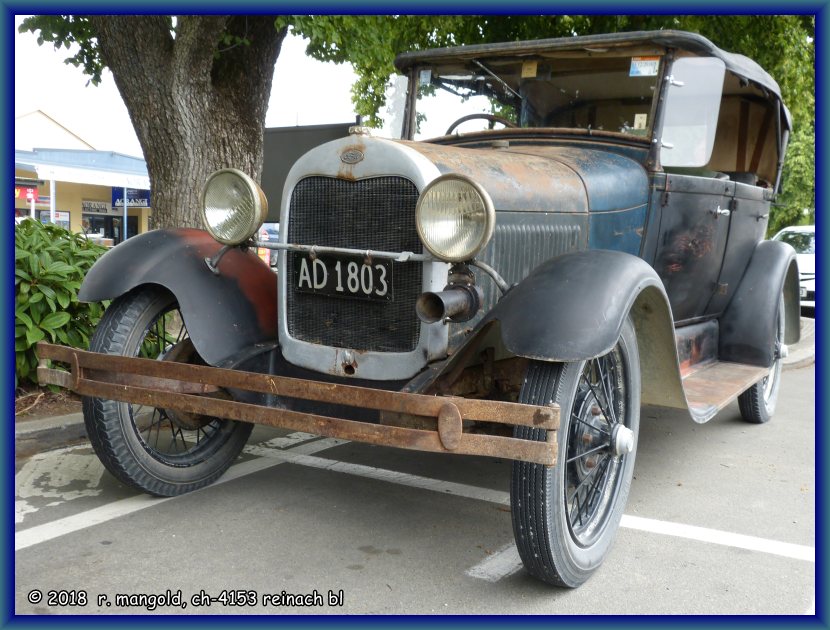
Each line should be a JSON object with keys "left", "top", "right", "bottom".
{"left": 36, "top": 342, "right": 558, "bottom": 430}
{"left": 46, "top": 369, "right": 557, "bottom": 466}
{"left": 35, "top": 342, "right": 558, "bottom": 466}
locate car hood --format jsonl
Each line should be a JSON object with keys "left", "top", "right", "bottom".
{"left": 282, "top": 134, "right": 649, "bottom": 221}
{"left": 398, "top": 140, "right": 649, "bottom": 214}
{"left": 796, "top": 253, "right": 815, "bottom": 276}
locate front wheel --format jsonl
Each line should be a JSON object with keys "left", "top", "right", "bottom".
{"left": 511, "top": 317, "right": 640, "bottom": 587}
{"left": 82, "top": 286, "right": 253, "bottom": 496}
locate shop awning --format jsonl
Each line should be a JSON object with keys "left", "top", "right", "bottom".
{"left": 15, "top": 148, "right": 150, "bottom": 190}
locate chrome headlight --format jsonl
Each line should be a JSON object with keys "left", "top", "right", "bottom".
{"left": 201, "top": 169, "right": 268, "bottom": 245}
{"left": 415, "top": 175, "right": 495, "bottom": 262}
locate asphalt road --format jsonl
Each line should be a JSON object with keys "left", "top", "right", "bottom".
{"left": 15, "top": 362, "right": 815, "bottom": 615}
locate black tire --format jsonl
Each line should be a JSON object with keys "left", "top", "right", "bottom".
{"left": 511, "top": 317, "right": 640, "bottom": 587}
{"left": 738, "top": 295, "right": 786, "bottom": 424}
{"left": 83, "top": 286, "right": 253, "bottom": 496}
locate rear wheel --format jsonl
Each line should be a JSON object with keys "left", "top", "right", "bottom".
{"left": 738, "top": 295, "right": 786, "bottom": 424}
{"left": 511, "top": 317, "right": 640, "bottom": 587}
{"left": 83, "top": 286, "right": 253, "bottom": 496}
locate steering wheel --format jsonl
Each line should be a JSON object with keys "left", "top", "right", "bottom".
{"left": 445, "top": 113, "right": 518, "bottom": 135}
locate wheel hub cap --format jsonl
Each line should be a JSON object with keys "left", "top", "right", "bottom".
{"left": 611, "top": 424, "right": 634, "bottom": 457}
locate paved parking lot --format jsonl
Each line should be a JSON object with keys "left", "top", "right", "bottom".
{"left": 15, "top": 363, "right": 814, "bottom": 615}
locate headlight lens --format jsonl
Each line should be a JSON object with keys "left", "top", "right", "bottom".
{"left": 416, "top": 175, "right": 495, "bottom": 262}
{"left": 201, "top": 169, "right": 268, "bottom": 245}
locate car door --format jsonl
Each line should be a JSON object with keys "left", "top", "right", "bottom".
{"left": 652, "top": 173, "right": 733, "bottom": 323}
{"left": 704, "top": 180, "right": 772, "bottom": 316}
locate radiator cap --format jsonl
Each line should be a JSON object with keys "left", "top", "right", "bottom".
{"left": 349, "top": 125, "right": 373, "bottom": 136}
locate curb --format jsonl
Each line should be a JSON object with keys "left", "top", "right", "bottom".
{"left": 782, "top": 317, "right": 815, "bottom": 371}
{"left": 15, "top": 319, "right": 815, "bottom": 458}
{"left": 15, "top": 412, "right": 87, "bottom": 460}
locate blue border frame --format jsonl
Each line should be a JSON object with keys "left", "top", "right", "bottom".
{"left": 3, "top": 2, "right": 824, "bottom": 626}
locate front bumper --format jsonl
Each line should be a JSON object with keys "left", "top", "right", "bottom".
{"left": 36, "top": 342, "right": 559, "bottom": 467}
{"left": 800, "top": 279, "right": 815, "bottom": 309}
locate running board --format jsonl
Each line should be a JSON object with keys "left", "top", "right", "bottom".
{"left": 682, "top": 361, "right": 769, "bottom": 422}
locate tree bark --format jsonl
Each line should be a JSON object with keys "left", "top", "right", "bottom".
{"left": 87, "top": 15, "right": 287, "bottom": 229}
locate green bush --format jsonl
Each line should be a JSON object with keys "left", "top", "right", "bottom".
{"left": 14, "top": 218, "right": 109, "bottom": 385}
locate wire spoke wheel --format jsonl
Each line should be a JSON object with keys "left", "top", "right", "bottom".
{"left": 738, "top": 294, "right": 785, "bottom": 424}
{"left": 82, "top": 286, "right": 253, "bottom": 496}
{"left": 511, "top": 316, "right": 640, "bottom": 587}
{"left": 565, "top": 352, "right": 629, "bottom": 546}
{"left": 129, "top": 303, "right": 224, "bottom": 465}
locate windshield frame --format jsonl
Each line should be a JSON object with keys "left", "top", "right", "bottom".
{"left": 402, "top": 52, "right": 666, "bottom": 143}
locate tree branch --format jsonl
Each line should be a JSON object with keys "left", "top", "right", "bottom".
{"left": 87, "top": 15, "right": 173, "bottom": 68}
{"left": 211, "top": 16, "right": 286, "bottom": 123}
{"left": 172, "top": 15, "right": 229, "bottom": 84}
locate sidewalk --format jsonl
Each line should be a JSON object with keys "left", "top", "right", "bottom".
{"left": 783, "top": 316, "right": 815, "bottom": 370}
{"left": 15, "top": 318, "right": 815, "bottom": 459}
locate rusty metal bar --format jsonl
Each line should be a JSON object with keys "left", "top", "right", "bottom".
{"left": 35, "top": 359, "right": 556, "bottom": 467}
{"left": 254, "top": 240, "right": 432, "bottom": 263}
{"left": 36, "top": 343, "right": 558, "bottom": 430}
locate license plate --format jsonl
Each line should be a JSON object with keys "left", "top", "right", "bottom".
{"left": 294, "top": 254, "right": 394, "bottom": 302}
{"left": 800, "top": 286, "right": 807, "bottom": 298}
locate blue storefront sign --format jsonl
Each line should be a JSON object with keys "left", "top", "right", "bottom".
{"left": 112, "top": 188, "right": 151, "bottom": 208}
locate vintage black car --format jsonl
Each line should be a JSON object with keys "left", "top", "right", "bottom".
{"left": 38, "top": 30, "right": 801, "bottom": 588}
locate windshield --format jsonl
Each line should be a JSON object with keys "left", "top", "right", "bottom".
{"left": 775, "top": 231, "right": 815, "bottom": 254}
{"left": 412, "top": 54, "right": 662, "bottom": 139}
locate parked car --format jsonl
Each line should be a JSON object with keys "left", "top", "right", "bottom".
{"left": 772, "top": 225, "right": 814, "bottom": 312}
{"left": 257, "top": 222, "right": 280, "bottom": 268}
{"left": 38, "top": 30, "right": 800, "bottom": 588}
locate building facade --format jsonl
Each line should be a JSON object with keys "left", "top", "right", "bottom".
{"left": 14, "top": 111, "right": 151, "bottom": 245}
{"left": 15, "top": 148, "right": 151, "bottom": 246}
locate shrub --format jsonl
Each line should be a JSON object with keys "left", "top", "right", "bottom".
{"left": 14, "top": 218, "right": 109, "bottom": 385}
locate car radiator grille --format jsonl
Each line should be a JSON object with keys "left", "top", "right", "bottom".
{"left": 447, "top": 220, "right": 584, "bottom": 350}
{"left": 286, "top": 176, "right": 423, "bottom": 353}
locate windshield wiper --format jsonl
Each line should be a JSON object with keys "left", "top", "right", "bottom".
{"left": 472, "top": 59, "right": 522, "bottom": 100}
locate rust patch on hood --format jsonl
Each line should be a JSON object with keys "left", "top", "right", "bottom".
{"left": 397, "top": 140, "right": 588, "bottom": 213}
{"left": 336, "top": 142, "right": 367, "bottom": 181}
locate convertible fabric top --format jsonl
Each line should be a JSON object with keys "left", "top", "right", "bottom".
{"left": 395, "top": 30, "right": 791, "bottom": 130}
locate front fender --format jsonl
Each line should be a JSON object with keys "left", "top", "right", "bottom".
{"left": 480, "top": 249, "right": 688, "bottom": 410}
{"left": 719, "top": 240, "right": 800, "bottom": 367}
{"left": 79, "top": 228, "right": 277, "bottom": 367}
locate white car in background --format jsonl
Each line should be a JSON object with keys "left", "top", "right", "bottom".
{"left": 772, "top": 225, "right": 815, "bottom": 312}
{"left": 257, "top": 222, "right": 280, "bottom": 269}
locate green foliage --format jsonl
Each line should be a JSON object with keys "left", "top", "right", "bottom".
{"left": 676, "top": 16, "right": 815, "bottom": 233}
{"left": 21, "top": 14, "right": 814, "bottom": 234}
{"left": 292, "top": 15, "right": 815, "bottom": 233}
{"left": 19, "top": 15, "right": 105, "bottom": 85}
{"left": 281, "top": 15, "right": 472, "bottom": 126}
{"left": 14, "top": 219, "right": 109, "bottom": 385}
{"left": 771, "top": 123, "right": 815, "bottom": 234}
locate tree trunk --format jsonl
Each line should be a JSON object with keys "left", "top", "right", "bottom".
{"left": 88, "top": 16, "right": 287, "bottom": 229}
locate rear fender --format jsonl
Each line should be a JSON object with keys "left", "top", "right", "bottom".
{"left": 79, "top": 228, "right": 277, "bottom": 367}
{"left": 478, "top": 249, "right": 687, "bottom": 410}
{"left": 719, "top": 240, "right": 800, "bottom": 367}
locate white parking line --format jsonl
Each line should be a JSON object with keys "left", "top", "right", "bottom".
{"left": 17, "top": 437, "right": 816, "bottom": 578}
{"left": 465, "top": 543, "right": 523, "bottom": 582}
{"left": 620, "top": 515, "right": 815, "bottom": 563}
{"left": 244, "top": 444, "right": 511, "bottom": 505}
{"left": 15, "top": 435, "right": 342, "bottom": 551}
{"left": 245, "top": 448, "right": 815, "bottom": 571}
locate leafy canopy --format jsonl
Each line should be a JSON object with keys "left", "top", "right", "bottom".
{"left": 20, "top": 14, "right": 814, "bottom": 232}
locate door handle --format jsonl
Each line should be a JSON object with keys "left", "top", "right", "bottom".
{"left": 710, "top": 206, "right": 731, "bottom": 218}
